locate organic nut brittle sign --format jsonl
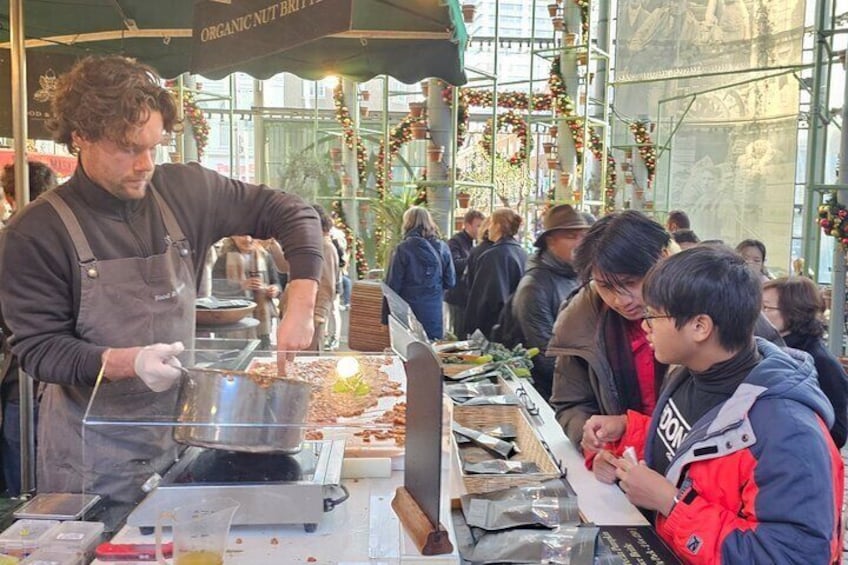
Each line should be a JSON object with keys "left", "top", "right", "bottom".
{"left": 192, "top": 0, "right": 353, "bottom": 75}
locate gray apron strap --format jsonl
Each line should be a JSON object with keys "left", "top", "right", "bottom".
{"left": 41, "top": 191, "right": 98, "bottom": 276}
{"left": 149, "top": 187, "right": 192, "bottom": 264}
{"left": 149, "top": 187, "right": 186, "bottom": 242}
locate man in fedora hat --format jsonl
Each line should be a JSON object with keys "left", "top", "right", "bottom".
{"left": 496, "top": 204, "right": 589, "bottom": 400}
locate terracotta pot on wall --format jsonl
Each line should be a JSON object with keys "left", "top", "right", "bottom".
{"left": 549, "top": 125, "right": 558, "bottom": 137}
{"left": 411, "top": 122, "right": 428, "bottom": 140}
{"left": 552, "top": 17, "right": 565, "bottom": 31}
{"left": 427, "top": 145, "right": 445, "bottom": 163}
{"left": 462, "top": 4, "right": 476, "bottom": 23}
{"left": 547, "top": 4, "right": 559, "bottom": 17}
{"left": 409, "top": 101, "right": 425, "bottom": 118}
{"left": 457, "top": 191, "right": 471, "bottom": 208}
{"left": 421, "top": 81, "right": 430, "bottom": 98}
{"left": 360, "top": 90, "right": 370, "bottom": 102}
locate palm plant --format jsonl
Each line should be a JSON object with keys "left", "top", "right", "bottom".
{"left": 372, "top": 187, "right": 421, "bottom": 269}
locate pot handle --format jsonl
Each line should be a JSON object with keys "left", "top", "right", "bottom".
{"left": 155, "top": 510, "right": 175, "bottom": 564}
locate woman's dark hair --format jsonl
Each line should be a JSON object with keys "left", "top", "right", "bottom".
{"left": 2, "top": 161, "right": 58, "bottom": 204}
{"left": 667, "top": 210, "right": 690, "bottom": 230}
{"left": 48, "top": 55, "right": 180, "bottom": 153}
{"left": 489, "top": 207, "right": 522, "bottom": 240}
{"left": 643, "top": 245, "right": 760, "bottom": 351}
{"left": 672, "top": 229, "right": 699, "bottom": 245}
{"left": 311, "top": 204, "right": 332, "bottom": 233}
{"left": 763, "top": 277, "right": 825, "bottom": 338}
{"left": 736, "top": 239, "right": 767, "bottom": 261}
{"left": 573, "top": 210, "right": 670, "bottom": 286}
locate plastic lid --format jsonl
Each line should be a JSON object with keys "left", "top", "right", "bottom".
{"left": 20, "top": 548, "right": 82, "bottom": 565}
{"left": 0, "top": 521, "right": 60, "bottom": 556}
{"left": 41, "top": 522, "right": 103, "bottom": 554}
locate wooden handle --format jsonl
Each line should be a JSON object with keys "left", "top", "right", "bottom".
{"left": 391, "top": 487, "right": 454, "bottom": 556}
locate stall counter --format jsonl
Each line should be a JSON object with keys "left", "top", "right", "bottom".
{"left": 89, "top": 380, "right": 646, "bottom": 564}
{"left": 500, "top": 377, "right": 649, "bottom": 527}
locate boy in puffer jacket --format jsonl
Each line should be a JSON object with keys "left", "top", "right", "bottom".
{"left": 582, "top": 245, "right": 843, "bottom": 564}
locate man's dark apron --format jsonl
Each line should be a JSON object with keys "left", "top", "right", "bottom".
{"left": 38, "top": 188, "right": 195, "bottom": 504}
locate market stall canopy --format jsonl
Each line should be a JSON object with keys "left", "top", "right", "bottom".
{"left": 0, "top": 0, "right": 468, "bottom": 84}
{"left": 191, "top": 0, "right": 468, "bottom": 85}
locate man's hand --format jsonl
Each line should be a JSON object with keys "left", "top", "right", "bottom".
{"left": 242, "top": 276, "right": 264, "bottom": 291}
{"left": 276, "top": 278, "right": 318, "bottom": 375}
{"left": 592, "top": 449, "right": 619, "bottom": 484}
{"left": 134, "top": 342, "right": 184, "bottom": 392}
{"left": 582, "top": 414, "right": 628, "bottom": 453}
{"left": 612, "top": 457, "right": 678, "bottom": 516}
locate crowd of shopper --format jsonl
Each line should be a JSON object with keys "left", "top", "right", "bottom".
{"left": 428, "top": 205, "right": 847, "bottom": 562}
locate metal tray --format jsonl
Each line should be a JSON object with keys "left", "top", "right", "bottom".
{"left": 13, "top": 493, "right": 101, "bottom": 520}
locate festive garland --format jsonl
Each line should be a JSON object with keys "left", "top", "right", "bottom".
{"left": 331, "top": 198, "right": 369, "bottom": 278}
{"left": 629, "top": 121, "right": 657, "bottom": 187}
{"left": 574, "top": 0, "right": 590, "bottom": 43}
{"left": 165, "top": 86, "right": 210, "bottom": 160}
{"left": 442, "top": 86, "right": 470, "bottom": 147}
{"left": 442, "top": 59, "right": 574, "bottom": 149}
{"left": 587, "top": 127, "right": 618, "bottom": 213}
{"left": 480, "top": 110, "right": 533, "bottom": 167}
{"left": 549, "top": 58, "right": 575, "bottom": 116}
{"left": 182, "top": 91, "right": 210, "bottom": 159}
{"left": 332, "top": 81, "right": 368, "bottom": 185}
{"left": 374, "top": 114, "right": 424, "bottom": 198}
{"left": 818, "top": 195, "right": 848, "bottom": 248}
{"left": 414, "top": 170, "right": 428, "bottom": 206}
{"left": 565, "top": 117, "right": 585, "bottom": 164}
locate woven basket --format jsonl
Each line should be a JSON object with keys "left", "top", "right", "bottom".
{"left": 348, "top": 281, "right": 391, "bottom": 352}
{"left": 454, "top": 404, "right": 561, "bottom": 494}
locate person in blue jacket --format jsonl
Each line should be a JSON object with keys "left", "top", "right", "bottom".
{"left": 384, "top": 206, "right": 455, "bottom": 340}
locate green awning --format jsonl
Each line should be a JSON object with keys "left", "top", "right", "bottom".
{"left": 191, "top": 0, "right": 468, "bottom": 85}
{"left": 0, "top": 0, "right": 468, "bottom": 84}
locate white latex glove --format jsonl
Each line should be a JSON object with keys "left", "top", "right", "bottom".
{"left": 134, "top": 342, "right": 185, "bottom": 392}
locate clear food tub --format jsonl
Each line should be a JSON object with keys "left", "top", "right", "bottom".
{"left": 41, "top": 522, "right": 103, "bottom": 557}
{"left": 0, "top": 521, "right": 60, "bottom": 558}
{"left": 20, "top": 548, "right": 83, "bottom": 565}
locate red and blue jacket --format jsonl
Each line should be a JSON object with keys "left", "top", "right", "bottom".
{"left": 613, "top": 339, "right": 844, "bottom": 564}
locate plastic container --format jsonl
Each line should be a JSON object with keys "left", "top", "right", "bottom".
{"left": 0, "top": 553, "right": 20, "bottom": 564}
{"left": 0, "top": 521, "right": 60, "bottom": 558}
{"left": 20, "top": 548, "right": 82, "bottom": 565}
{"left": 41, "top": 522, "right": 103, "bottom": 556}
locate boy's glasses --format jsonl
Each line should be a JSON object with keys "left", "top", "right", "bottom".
{"left": 642, "top": 312, "right": 672, "bottom": 329}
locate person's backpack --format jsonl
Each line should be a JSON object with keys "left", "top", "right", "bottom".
{"left": 330, "top": 236, "right": 347, "bottom": 269}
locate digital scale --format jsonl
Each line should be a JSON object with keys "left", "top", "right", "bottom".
{"left": 126, "top": 440, "right": 346, "bottom": 532}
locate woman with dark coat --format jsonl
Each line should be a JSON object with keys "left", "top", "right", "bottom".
{"left": 454, "top": 217, "right": 492, "bottom": 338}
{"left": 464, "top": 208, "right": 527, "bottom": 339}
{"left": 385, "top": 206, "right": 455, "bottom": 340}
{"left": 762, "top": 276, "right": 848, "bottom": 448}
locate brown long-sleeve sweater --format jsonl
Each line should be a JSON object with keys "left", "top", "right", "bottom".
{"left": 0, "top": 161, "right": 323, "bottom": 386}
